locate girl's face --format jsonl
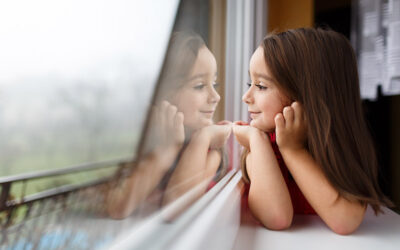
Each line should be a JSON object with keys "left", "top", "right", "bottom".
{"left": 243, "top": 47, "right": 290, "bottom": 132}
{"left": 170, "top": 46, "right": 220, "bottom": 131}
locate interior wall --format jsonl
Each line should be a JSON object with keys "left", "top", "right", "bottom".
{"left": 209, "top": 0, "right": 226, "bottom": 122}
{"left": 267, "top": 0, "right": 314, "bottom": 32}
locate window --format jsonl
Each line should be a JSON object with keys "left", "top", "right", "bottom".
{"left": 0, "top": 0, "right": 267, "bottom": 249}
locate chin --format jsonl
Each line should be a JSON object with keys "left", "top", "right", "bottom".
{"left": 249, "top": 120, "right": 260, "bottom": 129}
{"left": 250, "top": 120, "right": 273, "bottom": 132}
{"left": 202, "top": 118, "right": 213, "bottom": 126}
{"left": 187, "top": 119, "right": 212, "bottom": 131}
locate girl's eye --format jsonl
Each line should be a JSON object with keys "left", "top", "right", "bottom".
{"left": 255, "top": 84, "right": 267, "bottom": 90}
{"left": 246, "top": 82, "right": 252, "bottom": 88}
{"left": 194, "top": 83, "right": 205, "bottom": 90}
{"left": 213, "top": 82, "right": 219, "bottom": 89}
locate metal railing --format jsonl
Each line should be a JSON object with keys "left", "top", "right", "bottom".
{"left": 0, "top": 157, "right": 133, "bottom": 250}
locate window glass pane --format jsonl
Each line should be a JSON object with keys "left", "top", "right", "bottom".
{"left": 1, "top": 0, "right": 231, "bottom": 248}
{"left": 0, "top": 0, "right": 177, "bottom": 176}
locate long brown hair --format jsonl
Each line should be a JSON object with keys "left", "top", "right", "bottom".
{"left": 245, "top": 27, "right": 392, "bottom": 214}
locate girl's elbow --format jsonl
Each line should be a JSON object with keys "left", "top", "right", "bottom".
{"left": 266, "top": 217, "right": 292, "bottom": 231}
{"left": 261, "top": 212, "right": 293, "bottom": 231}
{"left": 327, "top": 214, "right": 364, "bottom": 235}
{"left": 329, "top": 222, "right": 360, "bottom": 235}
{"left": 328, "top": 205, "right": 366, "bottom": 235}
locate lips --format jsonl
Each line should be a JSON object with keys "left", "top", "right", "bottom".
{"left": 249, "top": 111, "right": 261, "bottom": 119}
{"left": 200, "top": 110, "right": 215, "bottom": 118}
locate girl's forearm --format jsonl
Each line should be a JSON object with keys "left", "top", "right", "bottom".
{"left": 281, "top": 148, "right": 366, "bottom": 235}
{"left": 163, "top": 133, "right": 220, "bottom": 205}
{"left": 107, "top": 151, "right": 173, "bottom": 219}
{"left": 247, "top": 136, "right": 293, "bottom": 230}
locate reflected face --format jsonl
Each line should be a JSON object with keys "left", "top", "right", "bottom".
{"left": 243, "top": 47, "right": 290, "bottom": 132}
{"left": 170, "top": 46, "right": 220, "bottom": 131}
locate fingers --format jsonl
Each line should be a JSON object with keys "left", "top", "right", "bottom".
{"left": 157, "top": 100, "right": 186, "bottom": 146}
{"left": 217, "top": 120, "right": 232, "bottom": 125}
{"left": 232, "top": 121, "right": 251, "bottom": 139}
{"left": 160, "top": 100, "right": 181, "bottom": 128}
{"left": 167, "top": 104, "right": 178, "bottom": 127}
{"left": 174, "top": 112, "right": 184, "bottom": 128}
{"left": 278, "top": 102, "right": 304, "bottom": 129}
{"left": 232, "top": 124, "right": 243, "bottom": 139}
{"left": 283, "top": 106, "right": 294, "bottom": 127}
{"left": 223, "top": 124, "right": 233, "bottom": 139}
{"left": 232, "top": 124, "right": 247, "bottom": 146}
{"left": 234, "top": 121, "right": 250, "bottom": 126}
{"left": 215, "top": 120, "right": 233, "bottom": 138}
{"left": 216, "top": 122, "right": 233, "bottom": 137}
{"left": 159, "top": 101, "right": 169, "bottom": 130}
{"left": 275, "top": 101, "right": 305, "bottom": 139}
{"left": 232, "top": 123, "right": 239, "bottom": 132}
{"left": 274, "top": 113, "right": 285, "bottom": 131}
{"left": 174, "top": 112, "right": 185, "bottom": 144}
{"left": 232, "top": 123, "right": 247, "bottom": 133}
{"left": 291, "top": 101, "right": 306, "bottom": 125}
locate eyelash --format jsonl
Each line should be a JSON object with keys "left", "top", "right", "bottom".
{"left": 256, "top": 84, "right": 267, "bottom": 90}
{"left": 194, "top": 82, "right": 219, "bottom": 90}
{"left": 194, "top": 84, "right": 205, "bottom": 90}
{"left": 246, "top": 82, "right": 267, "bottom": 90}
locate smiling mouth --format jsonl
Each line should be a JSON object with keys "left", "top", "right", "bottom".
{"left": 249, "top": 112, "right": 261, "bottom": 118}
{"left": 200, "top": 111, "right": 215, "bottom": 114}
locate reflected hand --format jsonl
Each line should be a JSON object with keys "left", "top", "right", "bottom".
{"left": 147, "top": 101, "right": 185, "bottom": 161}
{"left": 158, "top": 101, "right": 185, "bottom": 148}
{"left": 199, "top": 121, "right": 232, "bottom": 149}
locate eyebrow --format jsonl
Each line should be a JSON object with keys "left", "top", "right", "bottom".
{"left": 187, "top": 72, "right": 218, "bottom": 81}
{"left": 248, "top": 70, "right": 275, "bottom": 82}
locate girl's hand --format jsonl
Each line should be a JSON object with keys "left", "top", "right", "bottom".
{"left": 274, "top": 102, "right": 307, "bottom": 153}
{"left": 197, "top": 121, "right": 233, "bottom": 149}
{"left": 232, "top": 121, "right": 267, "bottom": 150}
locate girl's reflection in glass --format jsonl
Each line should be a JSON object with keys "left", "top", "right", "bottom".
{"left": 106, "top": 31, "right": 231, "bottom": 219}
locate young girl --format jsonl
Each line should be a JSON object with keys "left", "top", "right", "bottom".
{"left": 107, "top": 31, "right": 231, "bottom": 219}
{"left": 233, "top": 27, "right": 392, "bottom": 235}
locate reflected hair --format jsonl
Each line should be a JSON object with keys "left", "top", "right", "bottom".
{"left": 156, "top": 31, "right": 206, "bottom": 102}
{"left": 243, "top": 27, "right": 392, "bottom": 214}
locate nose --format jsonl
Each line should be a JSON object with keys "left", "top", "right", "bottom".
{"left": 242, "top": 87, "right": 253, "bottom": 104}
{"left": 208, "top": 85, "right": 221, "bottom": 104}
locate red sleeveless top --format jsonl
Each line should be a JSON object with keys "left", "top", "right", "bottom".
{"left": 243, "top": 132, "right": 316, "bottom": 215}
{"left": 268, "top": 132, "right": 316, "bottom": 214}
